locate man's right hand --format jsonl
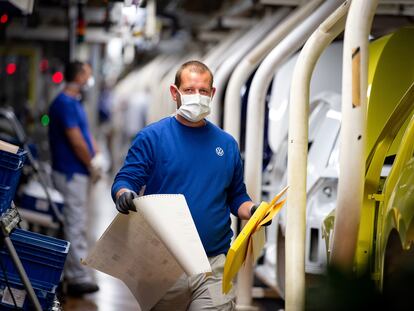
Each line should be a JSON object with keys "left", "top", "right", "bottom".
{"left": 115, "top": 191, "right": 138, "bottom": 214}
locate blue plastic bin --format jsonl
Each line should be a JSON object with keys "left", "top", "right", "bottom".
{"left": 0, "top": 274, "right": 56, "bottom": 310}
{"left": 10, "top": 228, "right": 69, "bottom": 259}
{"left": 0, "top": 149, "right": 27, "bottom": 214}
{"left": 19, "top": 190, "right": 64, "bottom": 222}
{"left": 0, "top": 184, "right": 11, "bottom": 213}
{"left": 0, "top": 229, "right": 69, "bottom": 288}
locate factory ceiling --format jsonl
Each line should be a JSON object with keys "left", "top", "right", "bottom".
{"left": 1, "top": 0, "right": 414, "bottom": 45}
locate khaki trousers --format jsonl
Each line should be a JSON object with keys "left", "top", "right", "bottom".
{"left": 152, "top": 254, "right": 235, "bottom": 311}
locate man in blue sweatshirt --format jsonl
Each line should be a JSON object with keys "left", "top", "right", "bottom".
{"left": 49, "top": 61, "right": 102, "bottom": 296}
{"left": 112, "top": 60, "right": 257, "bottom": 310}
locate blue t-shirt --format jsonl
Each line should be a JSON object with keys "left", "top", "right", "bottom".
{"left": 48, "top": 92, "right": 94, "bottom": 178}
{"left": 112, "top": 116, "right": 251, "bottom": 256}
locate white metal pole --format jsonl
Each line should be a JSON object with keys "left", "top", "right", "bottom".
{"left": 209, "top": 22, "right": 268, "bottom": 75}
{"left": 287, "top": 2, "right": 350, "bottom": 311}
{"left": 223, "top": 0, "right": 324, "bottom": 143}
{"left": 240, "top": 1, "right": 344, "bottom": 309}
{"left": 329, "top": 0, "right": 379, "bottom": 272}
{"left": 222, "top": 3, "right": 322, "bottom": 255}
{"left": 225, "top": 4, "right": 324, "bottom": 305}
{"left": 209, "top": 9, "right": 290, "bottom": 126}
{"left": 145, "top": 0, "right": 157, "bottom": 38}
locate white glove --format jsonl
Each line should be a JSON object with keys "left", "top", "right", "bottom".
{"left": 89, "top": 153, "right": 105, "bottom": 183}
{"left": 90, "top": 153, "right": 105, "bottom": 171}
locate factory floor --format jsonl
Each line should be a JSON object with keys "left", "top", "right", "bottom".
{"left": 60, "top": 175, "right": 284, "bottom": 311}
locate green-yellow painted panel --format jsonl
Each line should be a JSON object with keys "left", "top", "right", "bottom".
{"left": 377, "top": 114, "right": 414, "bottom": 288}
{"left": 368, "top": 34, "right": 391, "bottom": 85}
{"left": 391, "top": 111, "right": 414, "bottom": 155}
{"left": 367, "top": 27, "right": 414, "bottom": 156}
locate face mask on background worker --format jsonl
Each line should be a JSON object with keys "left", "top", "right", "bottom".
{"left": 176, "top": 88, "right": 212, "bottom": 122}
{"left": 66, "top": 76, "right": 94, "bottom": 94}
{"left": 78, "top": 76, "right": 95, "bottom": 101}
{"left": 81, "top": 76, "right": 95, "bottom": 92}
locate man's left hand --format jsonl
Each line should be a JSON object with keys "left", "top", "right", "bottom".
{"left": 250, "top": 204, "right": 272, "bottom": 226}
{"left": 89, "top": 153, "right": 105, "bottom": 183}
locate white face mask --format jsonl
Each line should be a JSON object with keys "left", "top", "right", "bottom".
{"left": 67, "top": 76, "right": 95, "bottom": 92}
{"left": 82, "top": 76, "right": 95, "bottom": 91}
{"left": 176, "top": 90, "right": 212, "bottom": 122}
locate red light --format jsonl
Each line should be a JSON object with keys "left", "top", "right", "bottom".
{"left": 0, "top": 14, "right": 8, "bottom": 24}
{"left": 40, "top": 59, "right": 49, "bottom": 72}
{"left": 6, "top": 63, "right": 16, "bottom": 75}
{"left": 52, "top": 71, "right": 64, "bottom": 84}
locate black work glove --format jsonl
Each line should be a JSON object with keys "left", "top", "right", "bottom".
{"left": 115, "top": 191, "right": 138, "bottom": 214}
{"left": 250, "top": 204, "right": 272, "bottom": 227}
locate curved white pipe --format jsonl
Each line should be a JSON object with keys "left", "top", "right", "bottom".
{"left": 241, "top": 1, "right": 345, "bottom": 308}
{"left": 203, "top": 29, "right": 245, "bottom": 69}
{"left": 245, "top": 0, "right": 345, "bottom": 224}
{"left": 223, "top": 0, "right": 324, "bottom": 143}
{"left": 209, "top": 24, "right": 264, "bottom": 74}
{"left": 286, "top": 2, "right": 350, "bottom": 310}
{"left": 231, "top": 2, "right": 325, "bottom": 304}
{"left": 330, "top": 0, "right": 379, "bottom": 272}
{"left": 209, "top": 9, "right": 290, "bottom": 126}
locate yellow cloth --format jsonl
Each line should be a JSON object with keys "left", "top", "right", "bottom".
{"left": 222, "top": 186, "right": 288, "bottom": 294}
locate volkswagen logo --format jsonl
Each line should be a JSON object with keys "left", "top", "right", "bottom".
{"left": 216, "top": 147, "right": 224, "bottom": 156}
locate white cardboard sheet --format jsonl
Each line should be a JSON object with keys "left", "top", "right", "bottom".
{"left": 83, "top": 194, "right": 211, "bottom": 310}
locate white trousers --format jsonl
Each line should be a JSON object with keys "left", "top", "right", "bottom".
{"left": 52, "top": 171, "right": 94, "bottom": 284}
{"left": 151, "top": 254, "right": 236, "bottom": 311}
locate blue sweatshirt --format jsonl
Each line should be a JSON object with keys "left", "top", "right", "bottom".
{"left": 49, "top": 92, "right": 95, "bottom": 179}
{"left": 112, "top": 116, "right": 251, "bottom": 256}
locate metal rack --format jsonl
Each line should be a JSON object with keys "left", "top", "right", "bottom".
{"left": 0, "top": 204, "right": 42, "bottom": 311}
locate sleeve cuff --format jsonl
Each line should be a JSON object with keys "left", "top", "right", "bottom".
{"left": 229, "top": 193, "right": 252, "bottom": 216}
{"left": 111, "top": 181, "right": 135, "bottom": 202}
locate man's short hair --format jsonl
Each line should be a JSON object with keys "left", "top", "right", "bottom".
{"left": 174, "top": 60, "right": 213, "bottom": 89}
{"left": 64, "top": 61, "right": 86, "bottom": 82}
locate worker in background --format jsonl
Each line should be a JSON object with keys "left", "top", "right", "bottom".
{"left": 48, "top": 60, "right": 103, "bottom": 296}
{"left": 111, "top": 60, "right": 263, "bottom": 310}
